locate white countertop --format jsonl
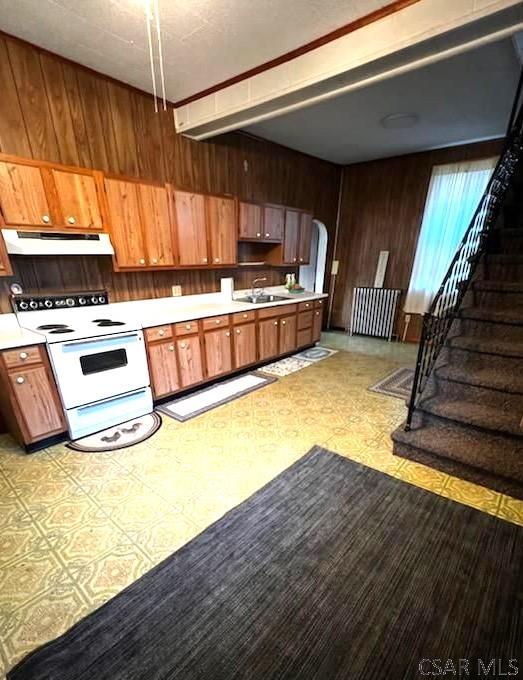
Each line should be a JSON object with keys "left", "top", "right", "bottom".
{"left": 0, "top": 314, "right": 46, "bottom": 351}
{"left": 0, "top": 287, "right": 328, "bottom": 350}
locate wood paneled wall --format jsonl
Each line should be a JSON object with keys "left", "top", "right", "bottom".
{"left": 331, "top": 139, "right": 504, "bottom": 336}
{"left": 0, "top": 33, "right": 341, "bottom": 313}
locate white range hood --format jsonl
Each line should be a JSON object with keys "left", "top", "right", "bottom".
{"left": 2, "top": 229, "right": 115, "bottom": 256}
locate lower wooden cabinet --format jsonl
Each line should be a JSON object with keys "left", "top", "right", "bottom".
{"left": 313, "top": 309, "right": 323, "bottom": 343}
{"left": 0, "top": 346, "right": 66, "bottom": 446}
{"left": 204, "top": 328, "right": 232, "bottom": 378}
{"left": 279, "top": 314, "right": 297, "bottom": 354}
{"left": 233, "top": 322, "right": 256, "bottom": 368}
{"left": 177, "top": 335, "right": 204, "bottom": 387}
{"left": 258, "top": 318, "right": 279, "bottom": 361}
{"left": 148, "top": 340, "right": 179, "bottom": 398}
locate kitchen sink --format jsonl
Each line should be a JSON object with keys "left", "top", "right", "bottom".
{"left": 236, "top": 294, "right": 290, "bottom": 304}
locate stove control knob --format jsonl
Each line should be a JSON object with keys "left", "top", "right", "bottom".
{"left": 44, "top": 299, "right": 53, "bottom": 309}
{"left": 78, "top": 297, "right": 86, "bottom": 306}
{"left": 98, "top": 295, "right": 106, "bottom": 304}
{"left": 19, "top": 301, "right": 29, "bottom": 311}
{"left": 91, "top": 296, "right": 99, "bottom": 305}
{"left": 29, "top": 301, "right": 38, "bottom": 310}
{"left": 65, "top": 298, "right": 75, "bottom": 307}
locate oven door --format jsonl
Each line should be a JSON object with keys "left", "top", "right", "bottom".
{"left": 48, "top": 331, "right": 150, "bottom": 409}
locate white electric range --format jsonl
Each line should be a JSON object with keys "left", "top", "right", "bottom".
{"left": 13, "top": 291, "right": 153, "bottom": 440}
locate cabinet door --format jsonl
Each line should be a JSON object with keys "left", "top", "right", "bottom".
{"left": 312, "top": 309, "right": 323, "bottom": 343}
{"left": 8, "top": 365, "right": 65, "bottom": 442}
{"left": 263, "top": 206, "right": 284, "bottom": 241}
{"left": 239, "top": 202, "right": 262, "bottom": 239}
{"left": 0, "top": 231, "right": 12, "bottom": 277}
{"left": 283, "top": 209, "right": 300, "bottom": 264}
{"left": 52, "top": 169, "right": 103, "bottom": 230}
{"left": 279, "top": 314, "right": 297, "bottom": 355}
{"left": 298, "top": 212, "right": 313, "bottom": 264}
{"left": 0, "top": 162, "right": 52, "bottom": 227}
{"left": 148, "top": 340, "right": 179, "bottom": 398}
{"left": 172, "top": 190, "right": 208, "bottom": 266}
{"left": 204, "top": 328, "right": 232, "bottom": 378}
{"left": 207, "top": 195, "right": 237, "bottom": 265}
{"left": 104, "top": 179, "right": 146, "bottom": 269}
{"left": 233, "top": 322, "right": 256, "bottom": 368}
{"left": 258, "top": 318, "right": 279, "bottom": 361}
{"left": 139, "top": 184, "right": 175, "bottom": 267}
{"left": 177, "top": 335, "right": 204, "bottom": 387}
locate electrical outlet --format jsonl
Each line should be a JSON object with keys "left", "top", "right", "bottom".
{"left": 331, "top": 260, "right": 340, "bottom": 275}
{"left": 171, "top": 285, "right": 182, "bottom": 296}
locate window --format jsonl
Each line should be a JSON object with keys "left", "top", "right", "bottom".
{"left": 404, "top": 157, "right": 496, "bottom": 315}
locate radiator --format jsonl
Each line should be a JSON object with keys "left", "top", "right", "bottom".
{"left": 349, "top": 287, "right": 401, "bottom": 341}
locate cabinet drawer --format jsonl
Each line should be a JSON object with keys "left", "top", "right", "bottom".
{"left": 174, "top": 320, "right": 200, "bottom": 336}
{"left": 297, "top": 328, "right": 313, "bottom": 347}
{"left": 314, "top": 298, "right": 326, "bottom": 309}
{"left": 298, "top": 311, "right": 313, "bottom": 330}
{"left": 3, "top": 345, "right": 43, "bottom": 369}
{"left": 232, "top": 310, "right": 256, "bottom": 325}
{"left": 144, "top": 325, "right": 173, "bottom": 343}
{"left": 298, "top": 301, "right": 314, "bottom": 312}
{"left": 258, "top": 304, "right": 297, "bottom": 320}
{"left": 202, "top": 315, "right": 229, "bottom": 331}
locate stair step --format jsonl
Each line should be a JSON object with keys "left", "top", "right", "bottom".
{"left": 472, "top": 280, "right": 523, "bottom": 293}
{"left": 459, "top": 306, "right": 523, "bottom": 325}
{"left": 483, "top": 253, "right": 523, "bottom": 281}
{"left": 448, "top": 335, "right": 523, "bottom": 358}
{"left": 435, "top": 364, "right": 523, "bottom": 394}
{"left": 391, "top": 414, "right": 523, "bottom": 497}
{"left": 419, "top": 396, "right": 523, "bottom": 437}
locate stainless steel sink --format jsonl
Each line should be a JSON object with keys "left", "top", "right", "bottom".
{"left": 236, "top": 294, "right": 290, "bottom": 304}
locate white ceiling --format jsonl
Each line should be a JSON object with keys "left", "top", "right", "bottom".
{"left": 0, "top": 0, "right": 390, "bottom": 102}
{"left": 243, "top": 39, "right": 522, "bottom": 164}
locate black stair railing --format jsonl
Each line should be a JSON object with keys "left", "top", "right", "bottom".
{"left": 405, "top": 102, "right": 523, "bottom": 431}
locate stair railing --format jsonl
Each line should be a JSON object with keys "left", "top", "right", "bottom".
{"left": 405, "top": 104, "right": 523, "bottom": 431}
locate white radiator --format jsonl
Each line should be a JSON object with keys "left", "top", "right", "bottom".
{"left": 349, "top": 287, "right": 401, "bottom": 341}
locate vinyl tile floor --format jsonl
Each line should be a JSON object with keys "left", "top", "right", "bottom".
{"left": 0, "top": 334, "right": 521, "bottom": 676}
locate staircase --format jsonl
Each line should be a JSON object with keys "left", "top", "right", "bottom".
{"left": 392, "top": 106, "right": 523, "bottom": 499}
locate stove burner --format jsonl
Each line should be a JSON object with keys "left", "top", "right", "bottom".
{"left": 37, "top": 324, "right": 69, "bottom": 330}
{"left": 49, "top": 328, "right": 75, "bottom": 334}
{"left": 93, "top": 319, "right": 126, "bottom": 327}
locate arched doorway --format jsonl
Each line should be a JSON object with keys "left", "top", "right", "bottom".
{"left": 299, "top": 219, "right": 328, "bottom": 293}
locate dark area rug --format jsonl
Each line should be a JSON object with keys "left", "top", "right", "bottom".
{"left": 8, "top": 447, "right": 522, "bottom": 680}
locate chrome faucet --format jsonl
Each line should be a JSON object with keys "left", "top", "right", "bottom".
{"left": 251, "top": 277, "right": 267, "bottom": 300}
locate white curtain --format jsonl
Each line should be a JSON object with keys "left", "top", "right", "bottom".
{"left": 404, "top": 157, "right": 497, "bottom": 315}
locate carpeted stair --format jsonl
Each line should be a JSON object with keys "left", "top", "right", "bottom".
{"left": 392, "top": 171, "right": 523, "bottom": 498}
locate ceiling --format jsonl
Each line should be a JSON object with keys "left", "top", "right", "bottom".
{"left": 0, "top": 0, "right": 391, "bottom": 102}
{"left": 244, "top": 38, "right": 522, "bottom": 164}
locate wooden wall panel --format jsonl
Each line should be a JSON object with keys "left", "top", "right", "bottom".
{"left": 0, "top": 33, "right": 340, "bottom": 313}
{"left": 331, "top": 138, "right": 504, "bottom": 336}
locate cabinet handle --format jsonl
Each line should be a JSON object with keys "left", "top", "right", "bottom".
{"left": 215, "top": 319, "right": 221, "bottom": 324}
{"left": 16, "top": 376, "right": 25, "bottom": 384}
{"left": 256, "top": 232, "right": 261, "bottom": 237}
{"left": 42, "top": 214, "right": 50, "bottom": 224}
{"left": 265, "top": 232, "right": 270, "bottom": 238}
{"left": 152, "top": 258, "right": 158, "bottom": 265}
{"left": 242, "top": 313, "right": 248, "bottom": 318}
{"left": 274, "top": 321, "right": 278, "bottom": 326}
{"left": 225, "top": 331, "right": 230, "bottom": 337}
{"left": 67, "top": 216, "right": 76, "bottom": 225}
{"left": 293, "top": 257, "right": 297, "bottom": 262}
{"left": 168, "top": 345, "right": 174, "bottom": 351}
{"left": 282, "top": 320, "right": 286, "bottom": 325}
{"left": 305, "top": 303, "right": 310, "bottom": 308}
{"left": 214, "top": 258, "right": 220, "bottom": 263}
{"left": 185, "top": 324, "right": 191, "bottom": 330}
{"left": 19, "top": 352, "right": 28, "bottom": 360}
{"left": 315, "top": 311, "right": 320, "bottom": 316}
{"left": 236, "top": 329, "right": 241, "bottom": 334}
{"left": 180, "top": 342, "right": 187, "bottom": 349}
{"left": 300, "top": 258, "right": 304, "bottom": 262}
{"left": 159, "top": 329, "right": 165, "bottom": 336}
{"left": 139, "top": 258, "right": 146, "bottom": 265}
{"left": 202, "top": 257, "right": 208, "bottom": 263}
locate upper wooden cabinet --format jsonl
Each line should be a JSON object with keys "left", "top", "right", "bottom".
{"left": 51, "top": 168, "right": 103, "bottom": 230}
{"left": 138, "top": 184, "right": 175, "bottom": 268}
{"left": 207, "top": 195, "right": 237, "bottom": 266}
{"left": 0, "top": 230, "right": 13, "bottom": 277}
{"left": 282, "top": 209, "right": 300, "bottom": 264}
{"left": 0, "top": 161, "right": 52, "bottom": 227}
{"left": 239, "top": 201, "right": 262, "bottom": 240}
{"left": 298, "top": 212, "right": 313, "bottom": 264}
{"left": 263, "top": 205, "right": 284, "bottom": 241}
{"left": 172, "top": 189, "right": 208, "bottom": 266}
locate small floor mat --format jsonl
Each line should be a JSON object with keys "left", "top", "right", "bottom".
{"left": 157, "top": 371, "right": 276, "bottom": 422}
{"left": 368, "top": 367, "right": 414, "bottom": 399}
{"left": 67, "top": 412, "right": 162, "bottom": 452}
{"left": 260, "top": 346, "right": 337, "bottom": 377}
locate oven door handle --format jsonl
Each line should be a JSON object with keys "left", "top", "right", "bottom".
{"left": 76, "top": 388, "right": 148, "bottom": 412}
{"left": 61, "top": 333, "right": 140, "bottom": 348}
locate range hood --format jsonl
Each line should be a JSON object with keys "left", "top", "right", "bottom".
{"left": 2, "top": 229, "right": 115, "bottom": 256}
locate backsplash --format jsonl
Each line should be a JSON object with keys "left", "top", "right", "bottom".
{"left": 0, "top": 256, "right": 296, "bottom": 313}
